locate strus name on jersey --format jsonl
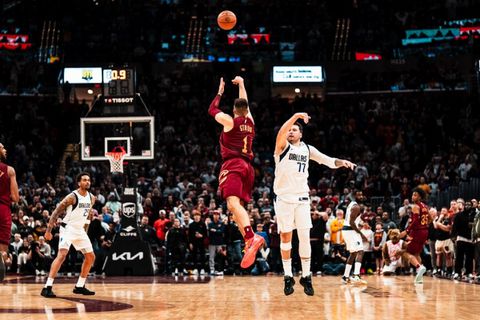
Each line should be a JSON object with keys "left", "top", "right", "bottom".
{"left": 239, "top": 124, "right": 253, "bottom": 133}
{"left": 289, "top": 153, "right": 308, "bottom": 162}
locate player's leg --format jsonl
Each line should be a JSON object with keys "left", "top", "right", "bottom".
{"left": 227, "top": 195, "right": 264, "bottom": 269}
{"left": 342, "top": 231, "right": 357, "bottom": 283}
{"left": 0, "top": 243, "right": 9, "bottom": 282}
{"left": 0, "top": 207, "right": 12, "bottom": 281}
{"left": 41, "top": 248, "right": 69, "bottom": 298}
{"left": 276, "top": 199, "right": 295, "bottom": 295}
{"left": 294, "top": 202, "right": 314, "bottom": 295}
{"left": 73, "top": 236, "right": 95, "bottom": 295}
{"left": 405, "top": 247, "right": 426, "bottom": 283}
{"left": 349, "top": 232, "right": 367, "bottom": 284}
{"left": 343, "top": 250, "right": 357, "bottom": 283}
{"left": 280, "top": 231, "right": 295, "bottom": 295}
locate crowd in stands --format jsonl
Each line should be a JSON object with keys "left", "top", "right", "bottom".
{"left": 3, "top": 70, "right": 480, "bottom": 278}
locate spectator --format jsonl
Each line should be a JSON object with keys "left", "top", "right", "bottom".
{"left": 207, "top": 211, "right": 225, "bottom": 276}
{"left": 139, "top": 216, "right": 158, "bottom": 246}
{"left": 188, "top": 211, "right": 207, "bottom": 276}
{"left": 310, "top": 210, "right": 328, "bottom": 276}
{"left": 166, "top": 218, "right": 187, "bottom": 275}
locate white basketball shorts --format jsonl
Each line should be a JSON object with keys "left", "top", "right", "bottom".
{"left": 274, "top": 197, "right": 312, "bottom": 233}
{"left": 59, "top": 225, "right": 93, "bottom": 253}
{"left": 342, "top": 229, "right": 364, "bottom": 253}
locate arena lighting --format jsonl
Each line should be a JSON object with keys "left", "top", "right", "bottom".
{"left": 87, "top": 89, "right": 94, "bottom": 94}
{"left": 295, "top": 88, "right": 301, "bottom": 93}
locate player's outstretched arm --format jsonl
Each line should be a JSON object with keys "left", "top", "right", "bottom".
{"left": 232, "top": 76, "right": 248, "bottom": 101}
{"left": 274, "top": 112, "right": 310, "bottom": 155}
{"left": 208, "top": 77, "right": 234, "bottom": 129}
{"left": 8, "top": 166, "right": 19, "bottom": 202}
{"left": 232, "top": 76, "right": 253, "bottom": 122}
{"left": 309, "top": 145, "right": 356, "bottom": 170}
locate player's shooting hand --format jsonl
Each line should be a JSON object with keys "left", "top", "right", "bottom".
{"left": 295, "top": 112, "right": 310, "bottom": 124}
{"left": 339, "top": 159, "right": 357, "bottom": 170}
{"left": 231, "top": 76, "right": 244, "bottom": 85}
{"left": 45, "top": 231, "right": 52, "bottom": 241}
{"left": 218, "top": 77, "right": 225, "bottom": 95}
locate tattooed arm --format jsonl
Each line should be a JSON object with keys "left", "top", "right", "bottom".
{"left": 84, "top": 195, "right": 96, "bottom": 233}
{"left": 44, "top": 193, "right": 76, "bottom": 241}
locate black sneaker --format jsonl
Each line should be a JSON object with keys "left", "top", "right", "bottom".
{"left": 73, "top": 286, "right": 95, "bottom": 295}
{"left": 283, "top": 276, "right": 295, "bottom": 296}
{"left": 299, "top": 274, "right": 314, "bottom": 296}
{"left": 0, "top": 254, "right": 5, "bottom": 282}
{"left": 41, "top": 286, "right": 57, "bottom": 298}
{"left": 341, "top": 276, "right": 351, "bottom": 284}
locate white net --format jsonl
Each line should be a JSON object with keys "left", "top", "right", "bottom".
{"left": 106, "top": 151, "right": 127, "bottom": 173}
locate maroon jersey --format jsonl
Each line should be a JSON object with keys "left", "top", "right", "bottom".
{"left": 0, "top": 162, "right": 10, "bottom": 206}
{"left": 407, "top": 201, "right": 429, "bottom": 233}
{"left": 220, "top": 116, "right": 255, "bottom": 162}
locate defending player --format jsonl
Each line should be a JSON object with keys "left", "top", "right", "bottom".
{"left": 208, "top": 76, "right": 264, "bottom": 269}
{"left": 273, "top": 113, "right": 356, "bottom": 295}
{"left": 41, "top": 172, "right": 96, "bottom": 298}
{"left": 341, "top": 190, "right": 369, "bottom": 285}
{"left": 0, "top": 143, "right": 20, "bottom": 282}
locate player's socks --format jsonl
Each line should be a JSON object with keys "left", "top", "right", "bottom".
{"left": 301, "top": 258, "right": 311, "bottom": 277}
{"left": 282, "top": 259, "right": 293, "bottom": 277}
{"left": 343, "top": 264, "right": 352, "bottom": 278}
{"left": 354, "top": 262, "right": 362, "bottom": 275}
{"left": 243, "top": 226, "right": 254, "bottom": 240}
{"left": 45, "top": 277, "right": 54, "bottom": 288}
{"left": 76, "top": 276, "right": 86, "bottom": 287}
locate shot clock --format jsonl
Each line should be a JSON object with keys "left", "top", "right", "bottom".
{"left": 102, "top": 67, "right": 135, "bottom": 105}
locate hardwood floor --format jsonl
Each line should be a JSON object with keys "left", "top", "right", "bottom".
{"left": 0, "top": 274, "right": 478, "bottom": 320}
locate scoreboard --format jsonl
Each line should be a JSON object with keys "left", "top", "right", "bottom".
{"left": 102, "top": 67, "right": 135, "bottom": 105}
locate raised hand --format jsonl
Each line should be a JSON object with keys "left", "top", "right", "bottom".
{"left": 295, "top": 112, "right": 310, "bottom": 124}
{"left": 231, "top": 76, "right": 244, "bottom": 85}
{"left": 218, "top": 77, "right": 225, "bottom": 95}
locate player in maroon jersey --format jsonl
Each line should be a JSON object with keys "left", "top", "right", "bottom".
{"left": 0, "top": 143, "right": 20, "bottom": 281}
{"left": 400, "top": 187, "right": 429, "bottom": 283}
{"left": 208, "top": 76, "right": 264, "bottom": 269}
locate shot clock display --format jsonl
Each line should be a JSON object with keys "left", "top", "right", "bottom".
{"left": 103, "top": 68, "right": 135, "bottom": 98}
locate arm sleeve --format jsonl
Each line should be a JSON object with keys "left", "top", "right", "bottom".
{"left": 308, "top": 145, "right": 338, "bottom": 168}
{"left": 208, "top": 94, "right": 222, "bottom": 118}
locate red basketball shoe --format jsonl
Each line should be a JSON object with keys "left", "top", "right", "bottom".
{"left": 240, "top": 234, "right": 265, "bottom": 269}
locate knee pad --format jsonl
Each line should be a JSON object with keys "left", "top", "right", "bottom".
{"left": 297, "top": 228, "right": 311, "bottom": 258}
{"left": 280, "top": 242, "right": 292, "bottom": 251}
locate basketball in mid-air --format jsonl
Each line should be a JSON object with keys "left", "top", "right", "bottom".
{"left": 217, "top": 10, "right": 237, "bottom": 30}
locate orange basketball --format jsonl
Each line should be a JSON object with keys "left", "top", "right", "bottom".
{"left": 217, "top": 10, "right": 237, "bottom": 30}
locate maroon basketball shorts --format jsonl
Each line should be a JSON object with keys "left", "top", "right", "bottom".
{"left": 219, "top": 158, "right": 254, "bottom": 203}
{"left": 406, "top": 229, "right": 429, "bottom": 255}
{"left": 0, "top": 205, "right": 11, "bottom": 246}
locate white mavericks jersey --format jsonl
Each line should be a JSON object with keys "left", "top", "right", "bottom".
{"left": 274, "top": 142, "right": 337, "bottom": 203}
{"left": 62, "top": 190, "right": 92, "bottom": 232}
{"left": 344, "top": 200, "right": 362, "bottom": 227}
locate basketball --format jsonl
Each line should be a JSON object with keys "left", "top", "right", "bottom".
{"left": 217, "top": 10, "right": 237, "bottom": 30}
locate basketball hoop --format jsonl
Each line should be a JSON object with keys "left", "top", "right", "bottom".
{"left": 105, "top": 146, "right": 128, "bottom": 173}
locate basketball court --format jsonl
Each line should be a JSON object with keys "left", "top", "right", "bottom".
{"left": 1, "top": 275, "right": 478, "bottom": 319}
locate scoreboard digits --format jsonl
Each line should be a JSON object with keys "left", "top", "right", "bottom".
{"left": 103, "top": 68, "right": 135, "bottom": 100}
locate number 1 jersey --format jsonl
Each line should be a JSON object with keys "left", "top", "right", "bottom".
{"left": 220, "top": 116, "right": 255, "bottom": 162}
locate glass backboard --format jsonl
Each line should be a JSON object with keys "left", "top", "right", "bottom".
{"left": 80, "top": 116, "right": 154, "bottom": 161}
